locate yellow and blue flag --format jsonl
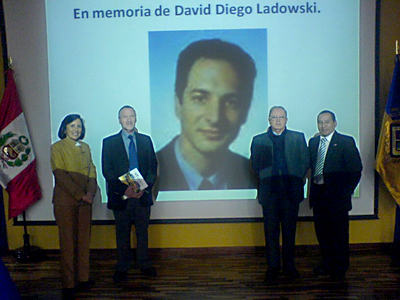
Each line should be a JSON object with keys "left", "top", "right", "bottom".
{"left": 376, "top": 55, "right": 400, "bottom": 205}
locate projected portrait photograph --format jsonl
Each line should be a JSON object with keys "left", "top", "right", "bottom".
{"left": 149, "top": 29, "right": 268, "bottom": 196}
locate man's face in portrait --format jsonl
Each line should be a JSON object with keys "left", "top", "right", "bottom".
{"left": 175, "top": 58, "right": 248, "bottom": 155}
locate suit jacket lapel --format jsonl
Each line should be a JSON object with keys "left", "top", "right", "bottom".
{"left": 310, "top": 137, "right": 319, "bottom": 166}
{"left": 284, "top": 131, "right": 295, "bottom": 156}
{"left": 284, "top": 131, "right": 294, "bottom": 166}
{"left": 136, "top": 133, "right": 144, "bottom": 169}
{"left": 324, "top": 131, "right": 339, "bottom": 165}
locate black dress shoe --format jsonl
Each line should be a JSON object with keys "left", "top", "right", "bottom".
{"left": 391, "top": 259, "right": 400, "bottom": 268}
{"left": 283, "top": 268, "right": 300, "bottom": 279}
{"left": 265, "top": 267, "right": 280, "bottom": 281}
{"left": 77, "top": 279, "right": 95, "bottom": 290}
{"left": 313, "top": 264, "right": 330, "bottom": 276}
{"left": 113, "top": 270, "right": 128, "bottom": 283}
{"left": 62, "top": 288, "right": 75, "bottom": 299}
{"left": 140, "top": 266, "right": 157, "bottom": 277}
{"left": 330, "top": 271, "right": 346, "bottom": 281}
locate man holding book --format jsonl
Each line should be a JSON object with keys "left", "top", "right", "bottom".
{"left": 102, "top": 105, "right": 158, "bottom": 282}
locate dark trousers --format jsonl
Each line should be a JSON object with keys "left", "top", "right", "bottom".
{"left": 113, "top": 198, "right": 151, "bottom": 271}
{"left": 262, "top": 196, "right": 299, "bottom": 271}
{"left": 54, "top": 203, "right": 92, "bottom": 288}
{"left": 312, "top": 185, "right": 349, "bottom": 276}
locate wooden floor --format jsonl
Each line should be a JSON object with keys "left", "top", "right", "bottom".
{"left": 2, "top": 244, "right": 400, "bottom": 300}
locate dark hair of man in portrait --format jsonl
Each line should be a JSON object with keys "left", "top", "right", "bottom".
{"left": 175, "top": 38, "right": 257, "bottom": 112}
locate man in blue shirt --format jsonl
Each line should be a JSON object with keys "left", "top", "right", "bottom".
{"left": 156, "top": 39, "right": 257, "bottom": 191}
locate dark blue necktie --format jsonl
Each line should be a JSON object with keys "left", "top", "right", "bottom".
{"left": 128, "top": 135, "right": 139, "bottom": 171}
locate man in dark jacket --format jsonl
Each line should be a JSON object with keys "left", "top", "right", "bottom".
{"left": 309, "top": 110, "right": 362, "bottom": 280}
{"left": 250, "top": 106, "right": 309, "bottom": 280}
{"left": 102, "top": 105, "right": 158, "bottom": 282}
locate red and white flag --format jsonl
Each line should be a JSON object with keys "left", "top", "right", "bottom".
{"left": 0, "top": 70, "right": 41, "bottom": 219}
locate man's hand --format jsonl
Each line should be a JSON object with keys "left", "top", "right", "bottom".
{"left": 132, "top": 189, "right": 144, "bottom": 199}
{"left": 124, "top": 186, "right": 144, "bottom": 199}
{"left": 82, "top": 192, "right": 94, "bottom": 204}
{"left": 124, "top": 185, "right": 137, "bottom": 199}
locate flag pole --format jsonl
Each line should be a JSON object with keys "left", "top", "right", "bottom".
{"left": 0, "top": 189, "right": 8, "bottom": 255}
{"left": 15, "top": 212, "right": 30, "bottom": 260}
{"left": 14, "top": 211, "right": 43, "bottom": 262}
{"left": 0, "top": 58, "right": 8, "bottom": 254}
{"left": 3, "top": 69, "right": 34, "bottom": 260}
{"left": 0, "top": 61, "right": 43, "bottom": 261}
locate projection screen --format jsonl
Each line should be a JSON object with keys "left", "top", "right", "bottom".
{"left": 3, "top": 0, "right": 376, "bottom": 222}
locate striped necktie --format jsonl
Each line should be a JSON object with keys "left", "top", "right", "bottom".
{"left": 314, "top": 137, "right": 327, "bottom": 184}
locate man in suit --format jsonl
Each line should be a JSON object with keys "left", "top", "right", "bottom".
{"left": 309, "top": 110, "right": 362, "bottom": 280}
{"left": 250, "top": 106, "right": 309, "bottom": 280}
{"left": 102, "top": 105, "right": 158, "bottom": 282}
{"left": 156, "top": 39, "right": 257, "bottom": 191}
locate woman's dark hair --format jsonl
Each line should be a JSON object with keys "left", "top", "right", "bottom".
{"left": 58, "top": 114, "right": 86, "bottom": 140}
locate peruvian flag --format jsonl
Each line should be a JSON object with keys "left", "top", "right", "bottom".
{"left": 0, "top": 70, "right": 41, "bottom": 219}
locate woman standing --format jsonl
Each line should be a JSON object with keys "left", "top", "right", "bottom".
{"left": 51, "top": 114, "right": 97, "bottom": 298}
